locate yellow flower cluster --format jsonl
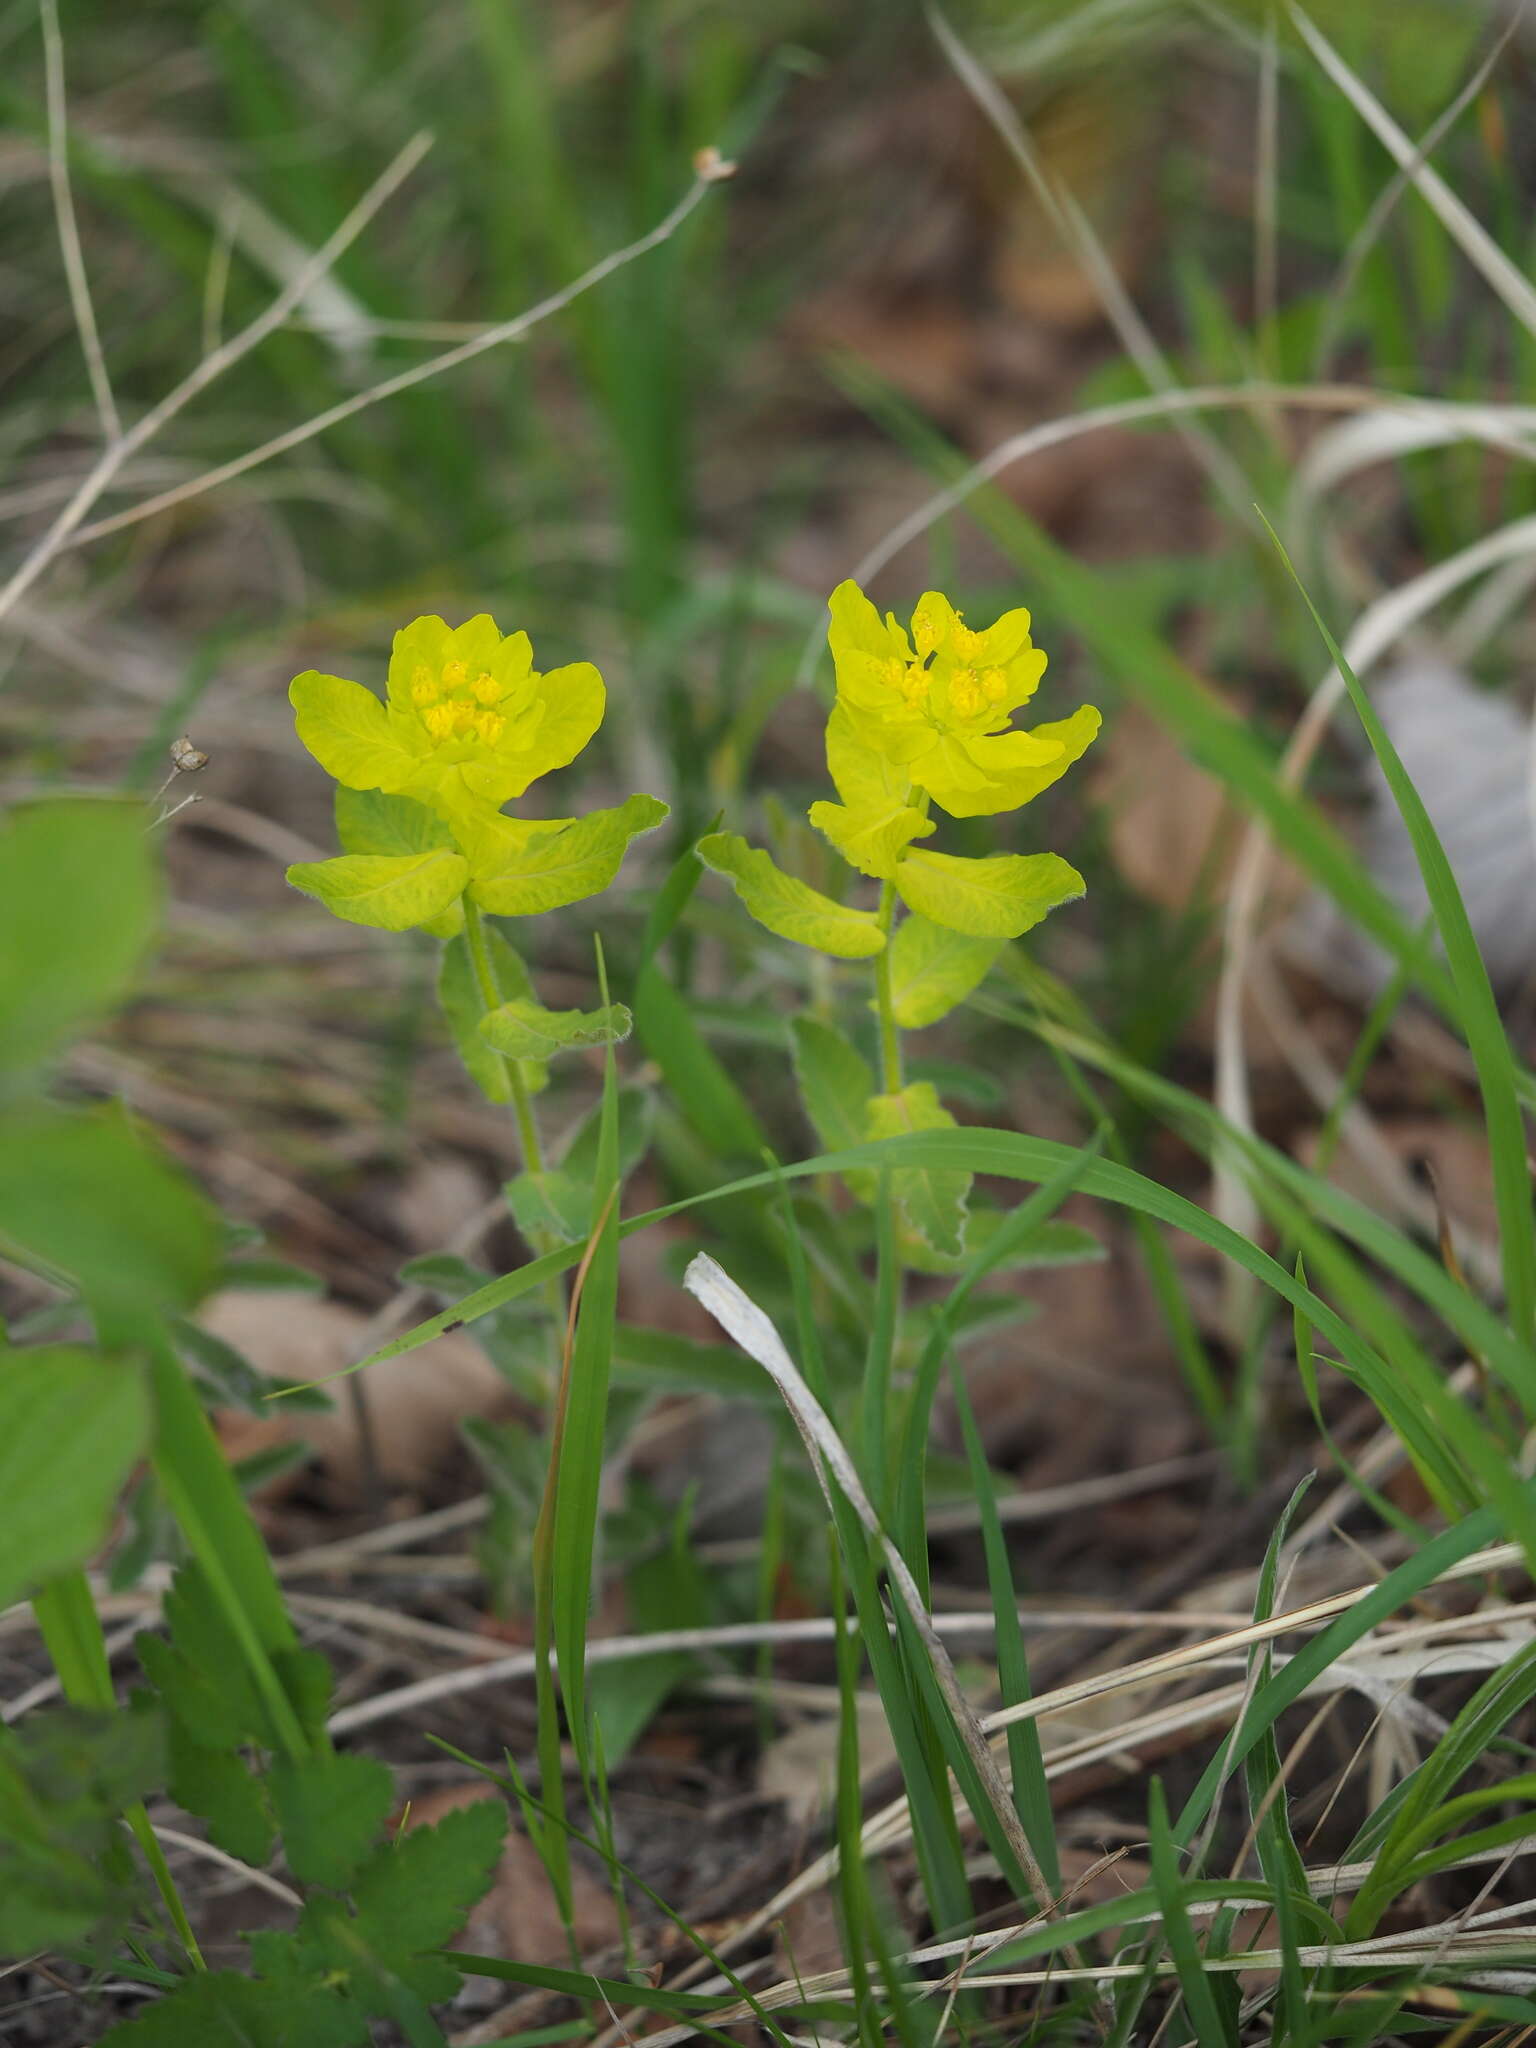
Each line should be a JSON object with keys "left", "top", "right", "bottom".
{"left": 823, "top": 580, "right": 1099, "bottom": 827}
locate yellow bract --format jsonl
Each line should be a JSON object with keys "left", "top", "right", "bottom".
{"left": 291, "top": 612, "right": 605, "bottom": 830}
{"left": 824, "top": 579, "right": 1099, "bottom": 820}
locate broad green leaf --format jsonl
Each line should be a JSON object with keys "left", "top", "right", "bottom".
{"left": 333, "top": 786, "right": 452, "bottom": 857}
{"left": 464, "top": 793, "right": 668, "bottom": 916}
{"left": 0, "top": 1347, "right": 150, "bottom": 1609}
{"left": 285, "top": 849, "right": 468, "bottom": 932}
{"left": 808, "top": 795, "right": 932, "bottom": 880}
{"left": 790, "top": 1016, "right": 876, "bottom": 1201}
{"left": 0, "top": 1107, "right": 217, "bottom": 1316}
{"left": 697, "top": 832, "right": 885, "bottom": 958}
{"left": 893, "top": 847, "right": 1084, "bottom": 939}
{"left": 866, "top": 1083, "right": 970, "bottom": 1257}
{"left": 0, "top": 799, "right": 160, "bottom": 1081}
{"left": 269, "top": 1753, "right": 395, "bottom": 1889}
{"left": 886, "top": 914, "right": 1003, "bottom": 1027}
{"left": 480, "top": 996, "right": 632, "bottom": 1061}
{"left": 437, "top": 928, "right": 544, "bottom": 1104}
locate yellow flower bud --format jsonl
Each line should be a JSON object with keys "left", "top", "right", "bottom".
{"left": 441, "top": 659, "right": 467, "bottom": 687}
{"left": 951, "top": 623, "right": 981, "bottom": 660}
{"left": 475, "top": 710, "right": 505, "bottom": 745}
{"left": 410, "top": 664, "right": 439, "bottom": 706}
{"left": 981, "top": 668, "right": 1007, "bottom": 703}
{"left": 901, "top": 664, "right": 930, "bottom": 706}
{"left": 912, "top": 606, "right": 939, "bottom": 656}
{"left": 471, "top": 672, "right": 501, "bottom": 705}
{"left": 421, "top": 703, "right": 457, "bottom": 739}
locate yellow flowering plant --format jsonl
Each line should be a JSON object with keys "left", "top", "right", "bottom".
{"left": 286, "top": 614, "right": 667, "bottom": 1178}
{"left": 699, "top": 578, "right": 1099, "bottom": 1258}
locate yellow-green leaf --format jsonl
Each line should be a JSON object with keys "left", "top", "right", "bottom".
{"left": 464, "top": 794, "right": 667, "bottom": 916}
{"left": 286, "top": 850, "right": 468, "bottom": 931}
{"left": 290, "top": 672, "right": 417, "bottom": 793}
{"left": 886, "top": 915, "right": 1003, "bottom": 1028}
{"left": 866, "top": 1081, "right": 971, "bottom": 1257}
{"left": 697, "top": 832, "right": 885, "bottom": 959}
{"left": 893, "top": 847, "right": 1084, "bottom": 938}
{"left": 790, "top": 1016, "right": 876, "bottom": 1203}
{"left": 813, "top": 706, "right": 933, "bottom": 878}
{"left": 808, "top": 797, "right": 932, "bottom": 880}
{"left": 480, "top": 997, "right": 633, "bottom": 1061}
{"left": 438, "top": 929, "right": 543, "bottom": 1103}
{"left": 334, "top": 787, "right": 453, "bottom": 858}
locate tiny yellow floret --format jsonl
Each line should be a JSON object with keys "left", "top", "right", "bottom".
{"left": 901, "top": 665, "right": 930, "bottom": 706}
{"left": 949, "top": 671, "right": 983, "bottom": 718}
{"left": 475, "top": 710, "right": 505, "bottom": 745}
{"left": 421, "top": 703, "right": 457, "bottom": 739}
{"left": 981, "top": 668, "right": 1007, "bottom": 703}
{"left": 472, "top": 672, "right": 501, "bottom": 705}
{"left": 912, "top": 606, "right": 939, "bottom": 656}
{"left": 441, "top": 660, "right": 467, "bottom": 687}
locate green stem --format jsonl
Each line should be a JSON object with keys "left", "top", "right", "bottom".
{"left": 464, "top": 897, "right": 545, "bottom": 1173}
{"left": 32, "top": 1573, "right": 205, "bottom": 1969}
{"left": 874, "top": 878, "right": 903, "bottom": 1096}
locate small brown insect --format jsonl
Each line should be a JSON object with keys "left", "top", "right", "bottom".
{"left": 169, "top": 735, "right": 208, "bottom": 774}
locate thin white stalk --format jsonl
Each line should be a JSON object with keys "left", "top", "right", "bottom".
{"left": 1211, "top": 512, "right": 1536, "bottom": 1258}
{"left": 925, "top": 0, "right": 1257, "bottom": 530}
{"left": 40, "top": 0, "right": 119, "bottom": 443}
{"left": 0, "top": 129, "right": 434, "bottom": 627}
{"left": 65, "top": 172, "right": 718, "bottom": 552}
{"left": 683, "top": 1251, "right": 1053, "bottom": 1907}
{"left": 793, "top": 382, "right": 1536, "bottom": 691}
{"left": 1289, "top": 1, "right": 1536, "bottom": 341}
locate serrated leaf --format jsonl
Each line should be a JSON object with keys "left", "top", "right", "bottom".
{"left": 464, "top": 793, "right": 668, "bottom": 916}
{"left": 269, "top": 1752, "right": 395, "bottom": 1889}
{"left": 97, "top": 1964, "right": 368, "bottom": 2047}
{"left": 0, "top": 1700, "right": 166, "bottom": 1954}
{"left": 437, "top": 928, "right": 540, "bottom": 1104}
{"left": 0, "top": 1106, "right": 217, "bottom": 1317}
{"left": 0, "top": 799, "right": 160, "bottom": 1080}
{"left": 698, "top": 832, "right": 885, "bottom": 958}
{"left": 480, "top": 996, "right": 632, "bottom": 1061}
{"left": 273, "top": 1648, "right": 334, "bottom": 1748}
{"left": 886, "top": 915, "right": 1003, "bottom": 1027}
{"left": 299, "top": 1799, "right": 507, "bottom": 2008}
{"left": 286, "top": 850, "right": 468, "bottom": 933}
{"left": 333, "top": 787, "right": 453, "bottom": 858}
{"left": 167, "top": 1723, "right": 274, "bottom": 1868}
{"left": 893, "top": 847, "right": 1085, "bottom": 938}
{"left": 141, "top": 1564, "right": 268, "bottom": 1750}
{"left": 866, "top": 1082, "right": 971, "bottom": 1257}
{"left": 0, "top": 1348, "right": 150, "bottom": 1608}
{"left": 789, "top": 1016, "right": 876, "bottom": 1202}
